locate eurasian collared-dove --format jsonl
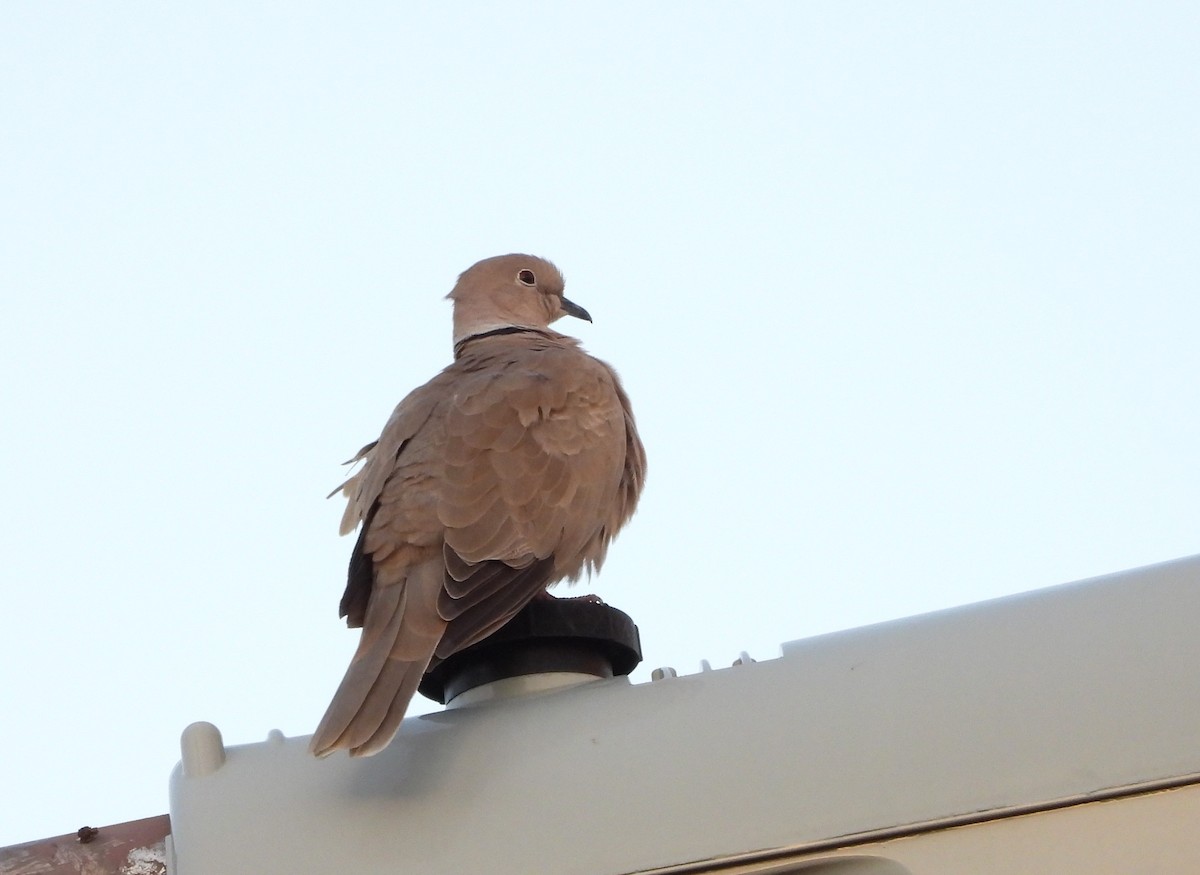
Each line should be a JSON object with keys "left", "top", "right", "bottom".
{"left": 309, "top": 254, "right": 646, "bottom": 757}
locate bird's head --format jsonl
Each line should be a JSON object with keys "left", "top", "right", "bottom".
{"left": 447, "top": 254, "right": 592, "bottom": 344}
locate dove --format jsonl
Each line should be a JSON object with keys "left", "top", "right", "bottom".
{"left": 309, "top": 254, "right": 646, "bottom": 757}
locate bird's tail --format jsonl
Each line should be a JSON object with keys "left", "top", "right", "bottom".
{"left": 309, "top": 561, "right": 445, "bottom": 758}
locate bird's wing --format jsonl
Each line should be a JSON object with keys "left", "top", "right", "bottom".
{"left": 430, "top": 341, "right": 631, "bottom": 657}
{"left": 333, "top": 374, "right": 451, "bottom": 625}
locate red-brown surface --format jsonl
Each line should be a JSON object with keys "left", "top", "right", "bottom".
{"left": 0, "top": 815, "right": 169, "bottom": 875}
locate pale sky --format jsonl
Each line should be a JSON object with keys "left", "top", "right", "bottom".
{"left": 2, "top": 2, "right": 1198, "bottom": 847}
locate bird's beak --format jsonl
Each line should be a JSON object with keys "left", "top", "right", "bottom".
{"left": 559, "top": 296, "right": 593, "bottom": 323}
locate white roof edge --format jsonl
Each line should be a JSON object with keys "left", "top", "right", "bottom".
{"left": 169, "top": 553, "right": 1200, "bottom": 875}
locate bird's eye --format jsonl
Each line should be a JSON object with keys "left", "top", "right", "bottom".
{"left": 517, "top": 269, "right": 537, "bottom": 286}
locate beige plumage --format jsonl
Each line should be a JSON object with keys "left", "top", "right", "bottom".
{"left": 310, "top": 254, "right": 646, "bottom": 757}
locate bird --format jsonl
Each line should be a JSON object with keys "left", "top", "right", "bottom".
{"left": 309, "top": 254, "right": 646, "bottom": 757}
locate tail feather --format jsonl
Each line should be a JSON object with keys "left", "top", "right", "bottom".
{"left": 349, "top": 659, "right": 432, "bottom": 756}
{"left": 309, "top": 562, "right": 444, "bottom": 758}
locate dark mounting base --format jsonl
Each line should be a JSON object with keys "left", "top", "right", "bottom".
{"left": 418, "top": 598, "right": 642, "bottom": 705}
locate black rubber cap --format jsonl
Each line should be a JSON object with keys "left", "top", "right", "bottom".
{"left": 418, "top": 599, "right": 642, "bottom": 705}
